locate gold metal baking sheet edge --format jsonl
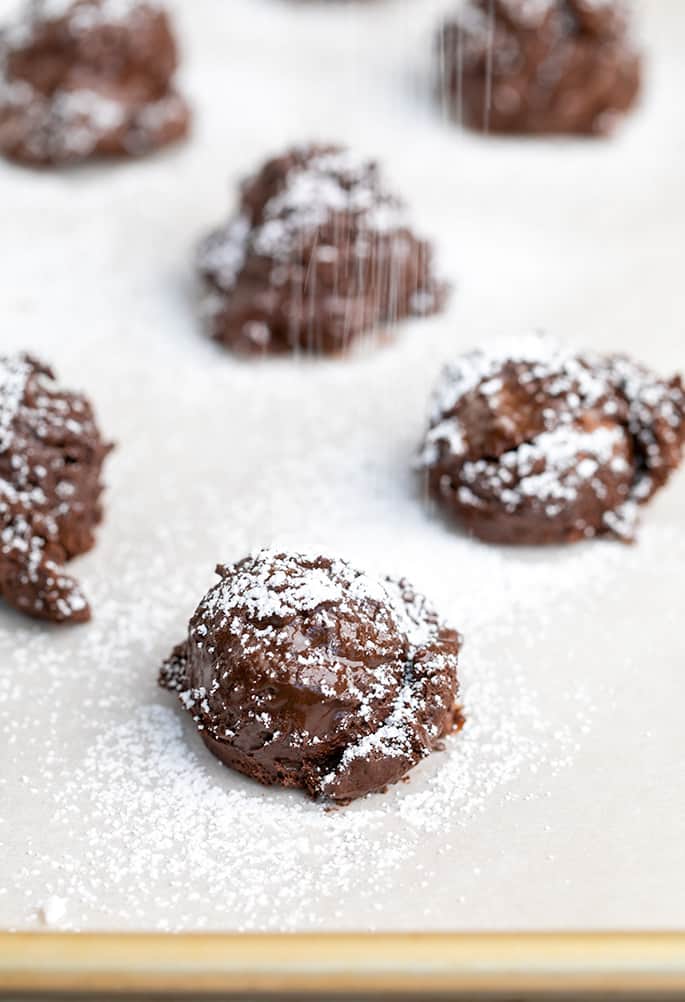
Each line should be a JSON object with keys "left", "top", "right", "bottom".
{"left": 1, "top": 932, "right": 685, "bottom": 996}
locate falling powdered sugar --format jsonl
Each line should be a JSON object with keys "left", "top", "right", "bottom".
{"left": 197, "top": 147, "right": 409, "bottom": 290}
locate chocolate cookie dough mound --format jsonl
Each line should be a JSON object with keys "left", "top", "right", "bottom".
{"left": 0, "top": 0, "right": 190, "bottom": 165}
{"left": 0, "top": 354, "right": 111, "bottom": 621}
{"left": 437, "top": 0, "right": 641, "bottom": 135}
{"left": 160, "top": 549, "right": 462, "bottom": 802}
{"left": 418, "top": 334, "right": 685, "bottom": 544}
{"left": 197, "top": 144, "right": 447, "bottom": 355}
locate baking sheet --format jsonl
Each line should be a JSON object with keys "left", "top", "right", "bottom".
{"left": 0, "top": 0, "right": 684, "bottom": 934}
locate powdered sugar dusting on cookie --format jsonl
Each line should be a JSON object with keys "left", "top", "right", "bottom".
{"left": 0, "top": 353, "right": 110, "bottom": 622}
{"left": 419, "top": 334, "right": 685, "bottom": 541}
{"left": 7, "top": 0, "right": 158, "bottom": 45}
{"left": 1, "top": 0, "right": 682, "bottom": 937}
{"left": 1, "top": 510, "right": 620, "bottom": 930}
{"left": 0, "top": 0, "right": 188, "bottom": 164}
{"left": 426, "top": 332, "right": 601, "bottom": 422}
{"left": 2, "top": 336, "right": 679, "bottom": 930}
{"left": 207, "top": 548, "right": 393, "bottom": 622}
{"left": 252, "top": 148, "right": 407, "bottom": 261}
{"left": 442, "top": 0, "right": 640, "bottom": 134}
{"left": 0, "top": 354, "right": 31, "bottom": 453}
{"left": 162, "top": 548, "right": 460, "bottom": 802}
{"left": 460, "top": 422, "right": 629, "bottom": 519}
{"left": 195, "top": 143, "right": 446, "bottom": 354}
{"left": 198, "top": 147, "right": 410, "bottom": 283}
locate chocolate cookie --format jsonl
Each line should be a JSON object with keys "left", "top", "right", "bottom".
{"left": 436, "top": 0, "right": 641, "bottom": 135}
{"left": 418, "top": 334, "right": 685, "bottom": 544}
{"left": 197, "top": 144, "right": 447, "bottom": 355}
{"left": 160, "top": 549, "right": 462, "bottom": 802}
{"left": 0, "top": 0, "right": 190, "bottom": 166}
{"left": 0, "top": 354, "right": 112, "bottom": 622}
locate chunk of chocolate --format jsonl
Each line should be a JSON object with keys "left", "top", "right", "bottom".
{"left": 160, "top": 549, "right": 462, "bottom": 802}
{"left": 0, "top": 0, "right": 190, "bottom": 165}
{"left": 0, "top": 354, "right": 112, "bottom": 622}
{"left": 437, "top": 0, "right": 641, "bottom": 135}
{"left": 418, "top": 334, "right": 685, "bottom": 544}
{"left": 197, "top": 144, "right": 447, "bottom": 355}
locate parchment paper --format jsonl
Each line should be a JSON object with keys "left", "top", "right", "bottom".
{"left": 0, "top": 0, "right": 683, "bottom": 933}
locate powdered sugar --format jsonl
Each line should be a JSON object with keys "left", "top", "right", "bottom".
{"left": 2, "top": 401, "right": 665, "bottom": 929}
{"left": 197, "top": 146, "right": 410, "bottom": 286}
{"left": 0, "top": 0, "right": 184, "bottom": 163}
{"left": 455, "top": 0, "right": 629, "bottom": 39}
{"left": 210, "top": 548, "right": 386, "bottom": 622}
{"left": 0, "top": 354, "right": 30, "bottom": 453}
{"left": 161, "top": 547, "right": 461, "bottom": 801}
{"left": 460, "top": 422, "right": 627, "bottom": 510}
{"left": 425, "top": 333, "right": 606, "bottom": 428}
{"left": 197, "top": 217, "right": 249, "bottom": 293}
{"left": 0, "top": 353, "right": 106, "bottom": 622}
{"left": 39, "top": 895, "right": 67, "bottom": 926}
{"left": 419, "top": 334, "right": 684, "bottom": 538}
{"left": 1, "top": 0, "right": 683, "bottom": 936}
{"left": 0, "top": 536, "right": 602, "bottom": 930}
{"left": 5, "top": 0, "right": 157, "bottom": 45}
{"left": 253, "top": 149, "right": 407, "bottom": 260}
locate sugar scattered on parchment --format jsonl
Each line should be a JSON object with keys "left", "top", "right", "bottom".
{"left": 39, "top": 896, "right": 67, "bottom": 927}
{"left": 0, "top": 344, "right": 681, "bottom": 932}
{"left": 9, "top": 652, "right": 586, "bottom": 932}
{"left": 2, "top": 501, "right": 657, "bottom": 932}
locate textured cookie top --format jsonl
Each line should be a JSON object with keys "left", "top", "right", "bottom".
{"left": 419, "top": 334, "right": 685, "bottom": 540}
{"left": 0, "top": 353, "right": 32, "bottom": 452}
{"left": 454, "top": 0, "right": 629, "bottom": 39}
{"left": 438, "top": 0, "right": 640, "bottom": 135}
{"left": 196, "top": 143, "right": 446, "bottom": 355}
{"left": 0, "top": 0, "right": 188, "bottom": 164}
{"left": 3, "top": 0, "right": 163, "bottom": 49}
{"left": 198, "top": 145, "right": 409, "bottom": 290}
{"left": 161, "top": 549, "right": 461, "bottom": 802}
{"left": 1, "top": 0, "right": 171, "bottom": 83}
{"left": 0, "top": 353, "right": 111, "bottom": 622}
